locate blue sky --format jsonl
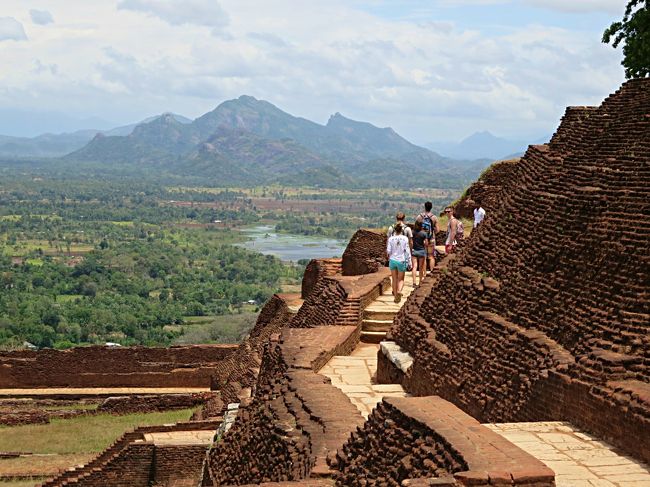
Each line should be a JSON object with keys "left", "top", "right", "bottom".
{"left": 0, "top": 0, "right": 628, "bottom": 143}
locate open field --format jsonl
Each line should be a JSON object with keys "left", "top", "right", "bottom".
{"left": 0, "top": 408, "right": 197, "bottom": 484}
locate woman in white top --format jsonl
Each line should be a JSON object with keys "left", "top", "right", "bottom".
{"left": 386, "top": 223, "right": 411, "bottom": 303}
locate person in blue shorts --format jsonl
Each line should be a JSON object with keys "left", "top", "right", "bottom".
{"left": 386, "top": 223, "right": 411, "bottom": 303}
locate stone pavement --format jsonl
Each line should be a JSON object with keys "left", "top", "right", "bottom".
{"left": 486, "top": 422, "right": 650, "bottom": 486}
{"left": 319, "top": 343, "right": 406, "bottom": 418}
{"left": 143, "top": 430, "right": 215, "bottom": 445}
{"left": 321, "top": 280, "right": 414, "bottom": 418}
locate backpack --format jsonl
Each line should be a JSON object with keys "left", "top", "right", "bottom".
{"left": 420, "top": 213, "right": 433, "bottom": 237}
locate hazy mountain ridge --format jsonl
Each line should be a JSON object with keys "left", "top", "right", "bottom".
{"left": 5, "top": 96, "right": 493, "bottom": 188}
{"left": 428, "top": 131, "right": 543, "bottom": 160}
{"left": 0, "top": 113, "right": 191, "bottom": 158}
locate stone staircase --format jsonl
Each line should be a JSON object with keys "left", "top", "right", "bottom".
{"left": 360, "top": 282, "right": 414, "bottom": 343}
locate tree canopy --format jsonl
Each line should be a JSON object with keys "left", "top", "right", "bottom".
{"left": 603, "top": 0, "right": 650, "bottom": 79}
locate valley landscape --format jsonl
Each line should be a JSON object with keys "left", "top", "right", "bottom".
{"left": 0, "top": 1, "right": 648, "bottom": 487}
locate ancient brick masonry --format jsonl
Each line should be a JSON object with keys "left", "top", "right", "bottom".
{"left": 331, "top": 397, "right": 555, "bottom": 487}
{"left": 451, "top": 158, "right": 521, "bottom": 219}
{"left": 0, "top": 345, "right": 236, "bottom": 388}
{"left": 202, "top": 327, "right": 365, "bottom": 486}
{"left": 41, "top": 420, "right": 220, "bottom": 487}
{"left": 99, "top": 392, "right": 217, "bottom": 414}
{"left": 342, "top": 229, "right": 387, "bottom": 276}
{"left": 387, "top": 78, "right": 650, "bottom": 464}
{"left": 301, "top": 258, "right": 342, "bottom": 299}
{"left": 199, "top": 293, "right": 296, "bottom": 411}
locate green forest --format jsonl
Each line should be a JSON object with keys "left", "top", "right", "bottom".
{"left": 0, "top": 173, "right": 303, "bottom": 349}
{"left": 0, "top": 164, "right": 458, "bottom": 350}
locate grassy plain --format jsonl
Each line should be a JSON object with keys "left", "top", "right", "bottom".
{"left": 0, "top": 408, "right": 197, "bottom": 484}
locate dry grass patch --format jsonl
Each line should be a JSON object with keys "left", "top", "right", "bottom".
{"left": 0, "top": 453, "right": 94, "bottom": 477}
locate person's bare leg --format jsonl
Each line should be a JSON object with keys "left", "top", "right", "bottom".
{"left": 419, "top": 257, "right": 426, "bottom": 283}
{"left": 391, "top": 268, "right": 398, "bottom": 296}
{"left": 397, "top": 270, "right": 405, "bottom": 297}
{"left": 428, "top": 245, "right": 435, "bottom": 273}
{"left": 411, "top": 255, "right": 417, "bottom": 286}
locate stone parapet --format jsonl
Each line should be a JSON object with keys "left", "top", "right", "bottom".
{"left": 330, "top": 396, "right": 555, "bottom": 486}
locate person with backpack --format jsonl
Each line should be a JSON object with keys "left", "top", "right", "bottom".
{"left": 444, "top": 206, "right": 463, "bottom": 254}
{"left": 387, "top": 212, "right": 413, "bottom": 243}
{"left": 386, "top": 223, "right": 411, "bottom": 303}
{"left": 411, "top": 218, "right": 430, "bottom": 286}
{"left": 417, "top": 201, "right": 439, "bottom": 272}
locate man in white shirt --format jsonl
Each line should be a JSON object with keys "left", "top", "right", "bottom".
{"left": 473, "top": 201, "right": 486, "bottom": 228}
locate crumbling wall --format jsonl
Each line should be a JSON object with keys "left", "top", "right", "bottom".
{"left": 451, "top": 158, "right": 521, "bottom": 219}
{"left": 341, "top": 229, "right": 386, "bottom": 276}
{"left": 331, "top": 397, "right": 554, "bottom": 487}
{"left": 330, "top": 400, "right": 467, "bottom": 485}
{"left": 41, "top": 421, "right": 220, "bottom": 487}
{"left": 301, "top": 258, "right": 342, "bottom": 299}
{"left": 202, "top": 327, "right": 365, "bottom": 486}
{"left": 200, "top": 293, "right": 295, "bottom": 411}
{"left": 388, "top": 78, "right": 650, "bottom": 464}
{"left": 291, "top": 277, "right": 348, "bottom": 328}
{"left": 99, "top": 392, "right": 217, "bottom": 415}
{"left": 0, "top": 345, "right": 236, "bottom": 388}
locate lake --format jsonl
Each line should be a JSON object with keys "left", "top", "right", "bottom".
{"left": 238, "top": 225, "right": 347, "bottom": 262}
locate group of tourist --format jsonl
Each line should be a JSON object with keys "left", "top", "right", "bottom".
{"left": 386, "top": 200, "right": 485, "bottom": 303}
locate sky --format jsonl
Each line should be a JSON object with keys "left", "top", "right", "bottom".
{"left": 0, "top": 0, "right": 629, "bottom": 143}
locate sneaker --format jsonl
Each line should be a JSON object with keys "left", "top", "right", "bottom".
{"left": 394, "top": 294, "right": 399, "bottom": 303}
{"left": 396, "top": 292, "right": 402, "bottom": 303}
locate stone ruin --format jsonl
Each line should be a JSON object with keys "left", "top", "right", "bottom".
{"left": 1, "top": 79, "right": 647, "bottom": 486}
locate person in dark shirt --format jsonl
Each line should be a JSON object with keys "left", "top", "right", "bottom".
{"left": 411, "top": 218, "right": 430, "bottom": 286}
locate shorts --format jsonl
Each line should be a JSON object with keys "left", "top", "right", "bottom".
{"left": 412, "top": 249, "right": 427, "bottom": 258}
{"left": 389, "top": 259, "right": 407, "bottom": 272}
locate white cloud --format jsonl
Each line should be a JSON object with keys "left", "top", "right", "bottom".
{"left": 524, "top": 0, "right": 624, "bottom": 14}
{"left": 0, "top": 0, "right": 626, "bottom": 141}
{"left": 30, "top": 9, "right": 54, "bottom": 25}
{"left": 0, "top": 17, "right": 27, "bottom": 41}
{"left": 117, "top": 0, "right": 229, "bottom": 31}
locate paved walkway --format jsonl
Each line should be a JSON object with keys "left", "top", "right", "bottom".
{"left": 319, "top": 343, "right": 406, "bottom": 418}
{"left": 320, "top": 281, "right": 413, "bottom": 418}
{"left": 487, "top": 422, "right": 650, "bottom": 486}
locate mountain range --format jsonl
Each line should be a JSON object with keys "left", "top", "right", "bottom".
{"left": 1, "top": 97, "right": 493, "bottom": 188}
{"left": 0, "top": 114, "right": 191, "bottom": 158}
{"left": 427, "top": 131, "right": 547, "bottom": 160}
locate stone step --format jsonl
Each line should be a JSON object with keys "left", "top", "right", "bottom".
{"left": 362, "top": 319, "right": 393, "bottom": 332}
{"left": 363, "top": 309, "right": 398, "bottom": 321}
{"left": 360, "top": 330, "right": 387, "bottom": 344}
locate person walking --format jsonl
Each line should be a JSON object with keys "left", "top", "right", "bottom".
{"left": 411, "top": 218, "right": 429, "bottom": 286}
{"left": 473, "top": 200, "right": 486, "bottom": 228}
{"left": 386, "top": 223, "right": 411, "bottom": 303}
{"left": 417, "top": 201, "right": 439, "bottom": 272}
{"left": 444, "top": 206, "right": 461, "bottom": 254}
{"left": 387, "top": 212, "right": 413, "bottom": 245}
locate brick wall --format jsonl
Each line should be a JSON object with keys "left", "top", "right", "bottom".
{"left": 330, "top": 397, "right": 554, "bottom": 486}
{"left": 99, "top": 392, "right": 217, "bottom": 415}
{"left": 202, "top": 328, "right": 365, "bottom": 486}
{"left": 0, "top": 345, "right": 236, "bottom": 388}
{"left": 341, "top": 229, "right": 387, "bottom": 276}
{"left": 152, "top": 444, "right": 208, "bottom": 486}
{"left": 388, "top": 78, "right": 650, "bottom": 465}
{"left": 301, "top": 259, "right": 342, "bottom": 299}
